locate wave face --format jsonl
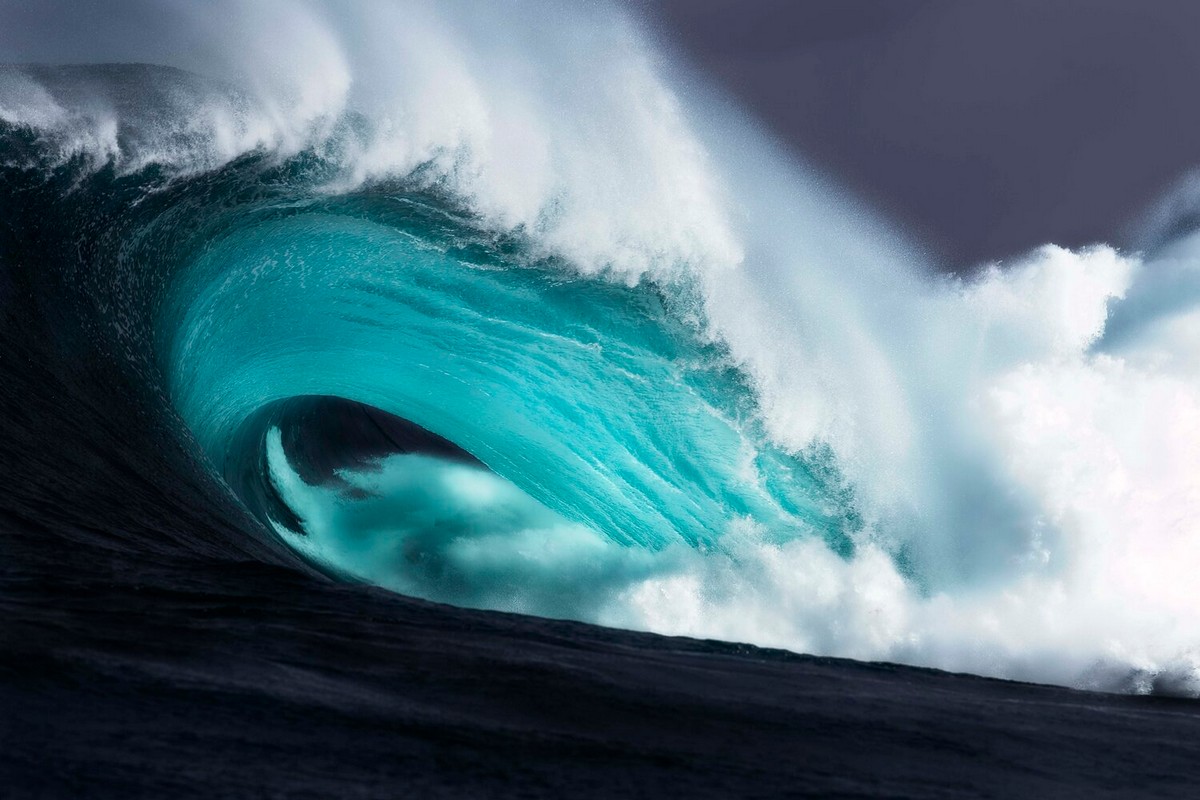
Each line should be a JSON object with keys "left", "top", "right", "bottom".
{"left": 3, "top": 0, "right": 1200, "bottom": 695}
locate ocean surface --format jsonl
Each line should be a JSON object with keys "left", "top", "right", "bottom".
{"left": 3, "top": 2, "right": 1200, "bottom": 796}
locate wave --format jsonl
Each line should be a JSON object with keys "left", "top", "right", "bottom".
{"left": 3, "top": 0, "right": 1200, "bottom": 695}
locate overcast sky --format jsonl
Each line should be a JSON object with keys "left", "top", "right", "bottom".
{"left": 651, "top": 0, "right": 1200, "bottom": 270}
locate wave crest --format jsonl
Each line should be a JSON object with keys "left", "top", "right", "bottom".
{"left": 4, "top": 0, "right": 1200, "bottom": 695}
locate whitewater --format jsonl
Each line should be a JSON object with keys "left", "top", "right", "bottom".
{"left": 2, "top": 0, "right": 1199, "bottom": 696}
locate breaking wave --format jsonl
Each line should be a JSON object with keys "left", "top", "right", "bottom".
{"left": 3, "top": 0, "right": 1200, "bottom": 695}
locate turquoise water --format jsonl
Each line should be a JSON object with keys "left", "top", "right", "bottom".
{"left": 165, "top": 193, "right": 859, "bottom": 617}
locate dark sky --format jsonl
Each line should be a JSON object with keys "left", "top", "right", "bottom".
{"left": 651, "top": 0, "right": 1200, "bottom": 269}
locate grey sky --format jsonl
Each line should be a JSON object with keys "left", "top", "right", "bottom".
{"left": 651, "top": 0, "right": 1200, "bottom": 270}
